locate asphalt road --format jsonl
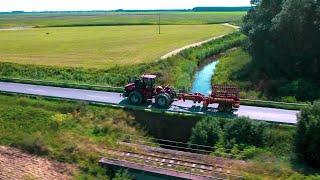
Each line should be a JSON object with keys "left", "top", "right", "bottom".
{"left": 0, "top": 82, "right": 299, "bottom": 124}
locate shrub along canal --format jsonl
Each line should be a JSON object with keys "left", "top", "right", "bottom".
{"left": 191, "top": 60, "right": 218, "bottom": 95}
{"left": 133, "top": 60, "right": 220, "bottom": 142}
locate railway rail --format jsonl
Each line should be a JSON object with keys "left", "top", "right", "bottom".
{"left": 102, "top": 149, "right": 243, "bottom": 180}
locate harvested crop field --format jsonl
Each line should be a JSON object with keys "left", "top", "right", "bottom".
{"left": 0, "top": 24, "right": 234, "bottom": 68}
{"left": 0, "top": 146, "right": 75, "bottom": 179}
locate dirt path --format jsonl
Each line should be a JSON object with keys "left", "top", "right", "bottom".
{"left": 0, "top": 146, "right": 75, "bottom": 180}
{"left": 222, "top": 23, "right": 240, "bottom": 30}
{"left": 160, "top": 23, "right": 240, "bottom": 60}
{"left": 0, "top": 27, "right": 31, "bottom": 31}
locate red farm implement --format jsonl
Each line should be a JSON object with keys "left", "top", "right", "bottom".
{"left": 123, "top": 74, "right": 240, "bottom": 112}
{"left": 178, "top": 85, "right": 240, "bottom": 112}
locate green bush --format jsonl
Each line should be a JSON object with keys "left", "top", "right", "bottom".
{"left": 223, "top": 117, "right": 267, "bottom": 148}
{"left": 189, "top": 118, "right": 222, "bottom": 147}
{"left": 92, "top": 125, "right": 111, "bottom": 136}
{"left": 113, "top": 169, "right": 132, "bottom": 180}
{"left": 263, "top": 125, "right": 295, "bottom": 157}
{"left": 13, "top": 133, "right": 48, "bottom": 155}
{"left": 281, "top": 96, "right": 298, "bottom": 103}
{"left": 241, "top": 146, "right": 267, "bottom": 160}
{"left": 279, "top": 79, "right": 320, "bottom": 102}
{"left": 295, "top": 100, "right": 320, "bottom": 168}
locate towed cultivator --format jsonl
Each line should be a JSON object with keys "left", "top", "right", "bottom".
{"left": 123, "top": 74, "right": 240, "bottom": 112}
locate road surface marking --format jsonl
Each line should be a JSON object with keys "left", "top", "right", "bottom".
{"left": 86, "top": 95, "right": 109, "bottom": 99}
{"left": 26, "top": 89, "right": 46, "bottom": 93}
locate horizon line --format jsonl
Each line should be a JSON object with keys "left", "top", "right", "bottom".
{"left": 0, "top": 6, "right": 251, "bottom": 13}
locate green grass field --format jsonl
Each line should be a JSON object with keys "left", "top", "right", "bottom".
{"left": 0, "top": 94, "right": 151, "bottom": 178}
{"left": 0, "top": 24, "right": 235, "bottom": 68}
{"left": 0, "top": 11, "right": 246, "bottom": 28}
{"left": 0, "top": 93, "right": 318, "bottom": 179}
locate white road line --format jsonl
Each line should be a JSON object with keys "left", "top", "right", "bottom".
{"left": 86, "top": 95, "right": 109, "bottom": 99}
{"left": 26, "top": 89, "right": 46, "bottom": 93}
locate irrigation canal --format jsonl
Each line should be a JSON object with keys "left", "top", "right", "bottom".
{"left": 191, "top": 60, "right": 218, "bottom": 96}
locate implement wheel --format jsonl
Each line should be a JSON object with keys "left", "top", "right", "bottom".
{"left": 129, "top": 91, "right": 143, "bottom": 105}
{"left": 218, "top": 103, "right": 233, "bottom": 112}
{"left": 155, "top": 93, "right": 172, "bottom": 109}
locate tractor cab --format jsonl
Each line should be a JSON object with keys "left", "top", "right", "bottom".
{"left": 124, "top": 74, "right": 176, "bottom": 108}
{"left": 124, "top": 74, "right": 157, "bottom": 97}
{"left": 141, "top": 74, "right": 156, "bottom": 89}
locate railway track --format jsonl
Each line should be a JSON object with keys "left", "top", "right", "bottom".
{"left": 103, "top": 148, "right": 243, "bottom": 180}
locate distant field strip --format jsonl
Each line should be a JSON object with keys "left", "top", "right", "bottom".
{"left": 0, "top": 12, "right": 246, "bottom": 28}
{"left": 0, "top": 24, "right": 234, "bottom": 68}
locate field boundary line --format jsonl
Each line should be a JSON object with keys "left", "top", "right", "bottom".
{"left": 161, "top": 34, "right": 227, "bottom": 59}
{"left": 160, "top": 23, "right": 240, "bottom": 59}
{"left": 241, "top": 99, "right": 307, "bottom": 106}
{"left": 0, "top": 26, "right": 32, "bottom": 31}
{"left": 0, "top": 77, "right": 123, "bottom": 92}
{"left": 222, "top": 23, "right": 240, "bottom": 30}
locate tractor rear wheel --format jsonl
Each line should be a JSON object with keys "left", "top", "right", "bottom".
{"left": 129, "top": 91, "right": 143, "bottom": 105}
{"left": 218, "top": 104, "right": 225, "bottom": 112}
{"left": 218, "top": 103, "right": 233, "bottom": 112}
{"left": 225, "top": 105, "right": 232, "bottom": 112}
{"left": 155, "top": 93, "right": 172, "bottom": 109}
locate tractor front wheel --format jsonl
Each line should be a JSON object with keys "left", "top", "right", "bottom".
{"left": 155, "top": 93, "right": 172, "bottom": 109}
{"left": 129, "top": 91, "right": 143, "bottom": 105}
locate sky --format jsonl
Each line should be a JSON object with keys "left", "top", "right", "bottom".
{"left": 0, "top": 0, "right": 250, "bottom": 12}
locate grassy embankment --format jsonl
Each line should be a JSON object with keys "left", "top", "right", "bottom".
{"left": 0, "top": 24, "right": 234, "bottom": 68}
{"left": 0, "top": 94, "right": 149, "bottom": 178}
{"left": 0, "top": 11, "right": 246, "bottom": 28}
{"left": 0, "top": 93, "right": 318, "bottom": 179}
{"left": 0, "top": 32, "right": 245, "bottom": 90}
{"left": 212, "top": 48, "right": 308, "bottom": 109}
{"left": 188, "top": 117, "right": 320, "bottom": 179}
{"left": 237, "top": 124, "right": 319, "bottom": 179}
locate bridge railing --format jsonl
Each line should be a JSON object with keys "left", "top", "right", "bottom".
{"left": 120, "top": 133, "right": 245, "bottom": 159}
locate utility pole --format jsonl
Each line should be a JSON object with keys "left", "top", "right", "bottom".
{"left": 158, "top": 12, "right": 161, "bottom": 34}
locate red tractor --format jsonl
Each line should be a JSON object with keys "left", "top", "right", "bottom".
{"left": 124, "top": 74, "right": 240, "bottom": 112}
{"left": 123, "top": 74, "right": 176, "bottom": 108}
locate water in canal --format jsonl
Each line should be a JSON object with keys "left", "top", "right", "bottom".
{"left": 191, "top": 60, "right": 218, "bottom": 96}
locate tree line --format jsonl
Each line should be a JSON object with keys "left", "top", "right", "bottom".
{"left": 242, "top": 0, "right": 320, "bottom": 101}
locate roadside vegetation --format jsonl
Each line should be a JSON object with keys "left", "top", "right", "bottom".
{"left": 0, "top": 11, "right": 245, "bottom": 28}
{"left": 0, "top": 94, "right": 148, "bottom": 179}
{"left": 189, "top": 103, "right": 320, "bottom": 179}
{"left": 0, "top": 24, "right": 234, "bottom": 68}
{"left": 212, "top": 48, "right": 306, "bottom": 106}
{"left": 1, "top": 92, "right": 319, "bottom": 179}
{"left": 295, "top": 100, "right": 320, "bottom": 168}
{"left": 238, "top": 0, "right": 320, "bottom": 102}
{"left": 210, "top": 0, "right": 320, "bottom": 103}
{"left": 0, "top": 32, "right": 246, "bottom": 91}
{"left": 212, "top": 48, "right": 257, "bottom": 98}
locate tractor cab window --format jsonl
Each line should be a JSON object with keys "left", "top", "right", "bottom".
{"left": 143, "top": 78, "right": 155, "bottom": 89}
{"left": 135, "top": 78, "right": 143, "bottom": 88}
